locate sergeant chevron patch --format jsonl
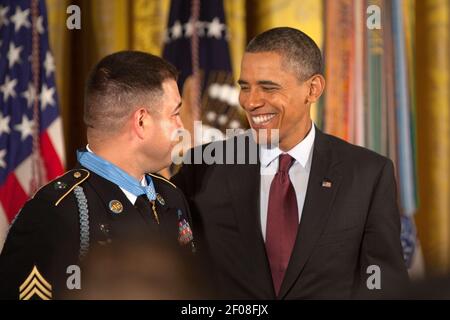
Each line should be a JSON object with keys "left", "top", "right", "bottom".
{"left": 19, "top": 265, "right": 52, "bottom": 300}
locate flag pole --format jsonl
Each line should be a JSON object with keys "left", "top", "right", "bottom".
{"left": 190, "top": 0, "right": 202, "bottom": 145}
{"left": 30, "top": 0, "right": 44, "bottom": 193}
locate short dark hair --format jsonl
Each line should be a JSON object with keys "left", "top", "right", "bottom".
{"left": 84, "top": 51, "right": 178, "bottom": 133}
{"left": 246, "top": 27, "right": 323, "bottom": 81}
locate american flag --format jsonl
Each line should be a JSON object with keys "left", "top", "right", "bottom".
{"left": 0, "top": 0, "right": 65, "bottom": 248}
{"left": 163, "top": 0, "right": 248, "bottom": 140}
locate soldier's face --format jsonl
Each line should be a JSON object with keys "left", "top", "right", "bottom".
{"left": 144, "top": 79, "right": 183, "bottom": 170}
{"left": 238, "top": 51, "right": 312, "bottom": 151}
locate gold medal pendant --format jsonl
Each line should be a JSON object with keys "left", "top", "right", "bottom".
{"left": 151, "top": 200, "right": 160, "bottom": 224}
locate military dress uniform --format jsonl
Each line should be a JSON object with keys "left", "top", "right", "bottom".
{"left": 0, "top": 164, "right": 195, "bottom": 299}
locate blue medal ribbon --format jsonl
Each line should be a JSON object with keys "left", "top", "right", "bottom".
{"left": 77, "top": 150, "right": 156, "bottom": 201}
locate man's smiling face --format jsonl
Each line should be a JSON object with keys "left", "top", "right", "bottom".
{"left": 238, "top": 51, "right": 312, "bottom": 150}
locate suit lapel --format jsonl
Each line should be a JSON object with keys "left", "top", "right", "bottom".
{"left": 279, "top": 128, "right": 343, "bottom": 298}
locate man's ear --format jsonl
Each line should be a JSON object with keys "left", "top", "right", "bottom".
{"left": 306, "top": 74, "right": 325, "bottom": 104}
{"left": 133, "top": 108, "right": 147, "bottom": 139}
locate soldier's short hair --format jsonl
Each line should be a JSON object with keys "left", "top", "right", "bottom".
{"left": 84, "top": 51, "right": 178, "bottom": 133}
{"left": 245, "top": 27, "right": 323, "bottom": 82}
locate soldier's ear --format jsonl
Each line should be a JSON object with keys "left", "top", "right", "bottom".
{"left": 133, "top": 108, "right": 147, "bottom": 139}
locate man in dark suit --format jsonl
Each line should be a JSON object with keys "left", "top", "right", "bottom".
{"left": 172, "top": 27, "right": 408, "bottom": 299}
{"left": 0, "top": 51, "right": 197, "bottom": 299}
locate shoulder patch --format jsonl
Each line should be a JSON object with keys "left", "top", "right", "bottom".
{"left": 147, "top": 173, "right": 177, "bottom": 189}
{"left": 53, "top": 169, "right": 90, "bottom": 206}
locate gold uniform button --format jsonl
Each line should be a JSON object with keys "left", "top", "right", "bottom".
{"left": 109, "top": 200, "right": 123, "bottom": 214}
{"left": 73, "top": 171, "right": 81, "bottom": 178}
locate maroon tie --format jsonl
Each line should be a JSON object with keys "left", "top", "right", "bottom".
{"left": 265, "top": 153, "right": 299, "bottom": 296}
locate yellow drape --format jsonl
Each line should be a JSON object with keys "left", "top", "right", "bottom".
{"left": 416, "top": 0, "right": 450, "bottom": 275}
{"left": 248, "top": 0, "right": 323, "bottom": 122}
{"left": 131, "top": 0, "right": 170, "bottom": 55}
{"left": 224, "top": 0, "right": 246, "bottom": 82}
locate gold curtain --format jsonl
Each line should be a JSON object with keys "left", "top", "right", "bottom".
{"left": 415, "top": 0, "right": 450, "bottom": 275}
{"left": 224, "top": 0, "right": 246, "bottom": 82}
{"left": 131, "top": 0, "right": 171, "bottom": 54}
{"left": 246, "top": 0, "right": 323, "bottom": 122}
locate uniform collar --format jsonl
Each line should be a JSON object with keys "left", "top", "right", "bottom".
{"left": 85, "top": 144, "right": 147, "bottom": 204}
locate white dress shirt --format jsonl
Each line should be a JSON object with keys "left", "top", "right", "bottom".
{"left": 259, "top": 123, "right": 315, "bottom": 241}
{"left": 86, "top": 145, "right": 146, "bottom": 205}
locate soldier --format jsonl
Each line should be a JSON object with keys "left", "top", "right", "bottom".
{"left": 0, "top": 51, "right": 196, "bottom": 299}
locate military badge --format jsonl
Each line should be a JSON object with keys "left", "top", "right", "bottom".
{"left": 99, "top": 223, "right": 110, "bottom": 234}
{"left": 54, "top": 181, "right": 67, "bottom": 190}
{"left": 19, "top": 265, "right": 52, "bottom": 300}
{"left": 177, "top": 209, "right": 195, "bottom": 253}
{"left": 98, "top": 222, "right": 112, "bottom": 245}
{"left": 109, "top": 200, "right": 123, "bottom": 214}
{"left": 150, "top": 200, "right": 160, "bottom": 224}
{"left": 156, "top": 193, "right": 165, "bottom": 206}
{"left": 178, "top": 218, "right": 194, "bottom": 245}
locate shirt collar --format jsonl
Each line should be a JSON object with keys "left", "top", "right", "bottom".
{"left": 260, "top": 122, "right": 316, "bottom": 169}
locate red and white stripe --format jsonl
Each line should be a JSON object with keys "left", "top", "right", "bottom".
{"left": 0, "top": 117, "right": 65, "bottom": 228}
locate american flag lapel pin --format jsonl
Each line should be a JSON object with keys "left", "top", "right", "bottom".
{"left": 322, "top": 180, "right": 332, "bottom": 188}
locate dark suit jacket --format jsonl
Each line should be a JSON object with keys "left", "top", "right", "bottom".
{"left": 0, "top": 164, "right": 195, "bottom": 299}
{"left": 172, "top": 127, "right": 409, "bottom": 299}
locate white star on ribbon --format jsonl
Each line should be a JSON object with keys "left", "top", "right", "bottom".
{"left": 0, "top": 149, "right": 7, "bottom": 169}
{"left": 208, "top": 83, "right": 240, "bottom": 107}
{"left": 40, "top": 84, "right": 55, "bottom": 110}
{"left": 184, "top": 19, "right": 194, "bottom": 38}
{"left": 7, "top": 42, "right": 22, "bottom": 68}
{"left": 229, "top": 120, "right": 241, "bottom": 129}
{"left": 44, "top": 51, "right": 55, "bottom": 77}
{"left": 36, "top": 15, "right": 44, "bottom": 34}
{"left": 0, "top": 75, "right": 17, "bottom": 102}
{"left": 171, "top": 20, "right": 183, "bottom": 40}
{"left": 21, "top": 83, "right": 36, "bottom": 108}
{"left": 0, "top": 5, "right": 9, "bottom": 28}
{"left": 207, "top": 17, "right": 225, "bottom": 39}
{"left": 14, "top": 115, "right": 34, "bottom": 141}
{"left": 218, "top": 114, "right": 228, "bottom": 126}
{"left": 0, "top": 113, "right": 11, "bottom": 136}
{"left": 10, "top": 6, "right": 30, "bottom": 32}
{"left": 196, "top": 21, "right": 206, "bottom": 37}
